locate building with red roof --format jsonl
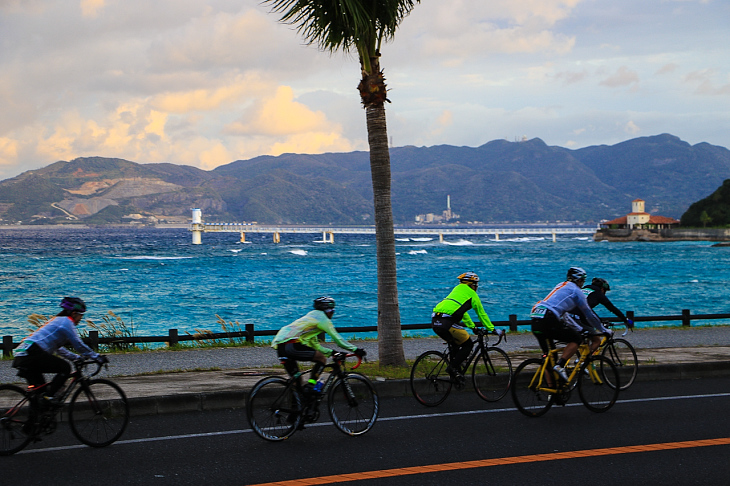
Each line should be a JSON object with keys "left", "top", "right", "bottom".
{"left": 600, "top": 199, "right": 679, "bottom": 230}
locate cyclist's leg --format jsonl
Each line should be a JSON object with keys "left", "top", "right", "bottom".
{"left": 14, "top": 345, "right": 69, "bottom": 397}
{"left": 447, "top": 325, "right": 473, "bottom": 372}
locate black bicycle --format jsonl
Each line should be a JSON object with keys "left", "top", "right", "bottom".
{"left": 247, "top": 352, "right": 378, "bottom": 441}
{"left": 410, "top": 327, "right": 512, "bottom": 407}
{"left": 0, "top": 359, "right": 129, "bottom": 456}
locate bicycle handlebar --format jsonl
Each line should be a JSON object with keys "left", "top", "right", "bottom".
{"left": 331, "top": 352, "right": 363, "bottom": 370}
{"left": 475, "top": 327, "right": 507, "bottom": 345}
{"left": 74, "top": 359, "right": 106, "bottom": 377}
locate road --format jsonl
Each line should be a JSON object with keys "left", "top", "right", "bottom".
{"left": 4, "top": 378, "right": 730, "bottom": 485}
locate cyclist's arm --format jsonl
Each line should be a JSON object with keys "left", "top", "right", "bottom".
{"left": 313, "top": 317, "right": 357, "bottom": 356}
{"left": 471, "top": 294, "right": 494, "bottom": 331}
{"left": 59, "top": 320, "right": 99, "bottom": 360}
{"left": 596, "top": 294, "right": 628, "bottom": 322}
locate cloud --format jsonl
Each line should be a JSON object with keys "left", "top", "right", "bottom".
{"left": 80, "top": 0, "right": 105, "bottom": 18}
{"left": 624, "top": 120, "right": 641, "bottom": 135}
{"left": 684, "top": 69, "right": 730, "bottom": 96}
{"left": 599, "top": 66, "right": 640, "bottom": 88}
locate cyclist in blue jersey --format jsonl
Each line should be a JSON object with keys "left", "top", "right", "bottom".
{"left": 272, "top": 297, "right": 366, "bottom": 395}
{"left": 12, "top": 297, "right": 107, "bottom": 402}
{"left": 530, "top": 268, "right": 609, "bottom": 381}
{"left": 432, "top": 272, "right": 504, "bottom": 382}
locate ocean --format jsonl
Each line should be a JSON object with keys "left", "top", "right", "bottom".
{"left": 0, "top": 226, "right": 727, "bottom": 339}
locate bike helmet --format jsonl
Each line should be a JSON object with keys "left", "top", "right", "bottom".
{"left": 566, "top": 267, "right": 587, "bottom": 283}
{"left": 457, "top": 272, "right": 480, "bottom": 284}
{"left": 60, "top": 296, "right": 86, "bottom": 313}
{"left": 313, "top": 296, "right": 336, "bottom": 311}
{"left": 592, "top": 277, "right": 610, "bottom": 291}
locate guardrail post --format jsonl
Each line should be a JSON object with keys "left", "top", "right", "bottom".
{"left": 169, "top": 329, "right": 179, "bottom": 347}
{"left": 245, "top": 323, "right": 254, "bottom": 343}
{"left": 682, "top": 309, "right": 691, "bottom": 327}
{"left": 2, "top": 336, "right": 13, "bottom": 358}
{"left": 509, "top": 314, "right": 518, "bottom": 332}
{"left": 88, "top": 330, "right": 99, "bottom": 352}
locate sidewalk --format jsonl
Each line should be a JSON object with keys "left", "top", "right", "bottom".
{"left": 2, "top": 326, "right": 730, "bottom": 415}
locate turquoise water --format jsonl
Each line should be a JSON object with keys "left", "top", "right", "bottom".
{"left": 0, "top": 227, "right": 727, "bottom": 338}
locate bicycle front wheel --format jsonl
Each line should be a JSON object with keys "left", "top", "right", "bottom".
{"left": 579, "top": 355, "right": 620, "bottom": 413}
{"left": 247, "top": 377, "right": 301, "bottom": 441}
{"left": 511, "top": 358, "right": 554, "bottom": 418}
{"left": 410, "top": 351, "right": 452, "bottom": 407}
{"left": 69, "top": 379, "right": 129, "bottom": 447}
{"left": 328, "top": 373, "right": 378, "bottom": 436}
{"left": 471, "top": 347, "right": 512, "bottom": 402}
{"left": 601, "top": 338, "right": 638, "bottom": 390}
{"left": 0, "top": 385, "right": 33, "bottom": 456}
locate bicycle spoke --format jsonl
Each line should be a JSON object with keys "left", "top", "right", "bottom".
{"left": 410, "top": 351, "right": 452, "bottom": 407}
{"left": 247, "top": 377, "right": 301, "bottom": 441}
{"left": 472, "top": 347, "right": 512, "bottom": 402}
{"left": 579, "top": 356, "right": 620, "bottom": 412}
{"left": 0, "top": 385, "right": 33, "bottom": 456}
{"left": 69, "top": 379, "right": 129, "bottom": 447}
{"left": 328, "top": 373, "right": 378, "bottom": 436}
{"left": 511, "top": 358, "right": 554, "bottom": 417}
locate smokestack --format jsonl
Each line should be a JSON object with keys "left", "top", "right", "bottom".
{"left": 447, "top": 195, "right": 451, "bottom": 210}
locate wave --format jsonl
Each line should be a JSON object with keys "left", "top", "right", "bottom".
{"left": 396, "top": 238, "right": 411, "bottom": 242}
{"left": 229, "top": 249, "right": 242, "bottom": 253}
{"left": 289, "top": 249, "right": 308, "bottom": 256}
{"left": 118, "top": 256, "right": 193, "bottom": 260}
{"left": 408, "top": 249, "right": 428, "bottom": 255}
{"left": 411, "top": 237, "right": 433, "bottom": 242}
{"left": 442, "top": 239, "right": 474, "bottom": 246}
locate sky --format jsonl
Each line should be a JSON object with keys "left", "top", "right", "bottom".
{"left": 0, "top": 0, "right": 728, "bottom": 181}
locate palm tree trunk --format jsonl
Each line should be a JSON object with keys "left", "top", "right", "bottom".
{"left": 365, "top": 103, "right": 406, "bottom": 367}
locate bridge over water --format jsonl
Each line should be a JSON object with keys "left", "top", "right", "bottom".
{"left": 189, "top": 210, "right": 597, "bottom": 244}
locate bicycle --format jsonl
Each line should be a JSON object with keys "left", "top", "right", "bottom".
{"left": 566, "top": 320, "right": 638, "bottom": 391}
{"left": 410, "top": 327, "right": 512, "bottom": 407}
{"left": 0, "top": 359, "right": 130, "bottom": 456}
{"left": 511, "top": 337, "right": 620, "bottom": 417}
{"left": 247, "top": 352, "right": 378, "bottom": 441}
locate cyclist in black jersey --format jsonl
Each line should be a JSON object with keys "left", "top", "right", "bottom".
{"left": 582, "top": 278, "right": 634, "bottom": 329}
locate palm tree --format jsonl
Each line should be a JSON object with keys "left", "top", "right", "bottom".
{"left": 264, "top": 0, "right": 419, "bottom": 366}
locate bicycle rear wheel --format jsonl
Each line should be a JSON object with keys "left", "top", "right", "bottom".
{"left": 0, "top": 385, "right": 33, "bottom": 456}
{"left": 601, "top": 338, "right": 638, "bottom": 390}
{"left": 69, "top": 379, "right": 129, "bottom": 447}
{"left": 328, "top": 373, "right": 378, "bottom": 436}
{"left": 410, "top": 351, "right": 452, "bottom": 407}
{"left": 578, "top": 355, "right": 620, "bottom": 413}
{"left": 247, "top": 376, "right": 301, "bottom": 441}
{"left": 471, "top": 347, "right": 512, "bottom": 402}
{"left": 511, "top": 358, "right": 554, "bottom": 417}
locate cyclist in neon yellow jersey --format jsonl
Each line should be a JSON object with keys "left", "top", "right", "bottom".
{"left": 272, "top": 297, "right": 366, "bottom": 395}
{"left": 432, "top": 272, "right": 504, "bottom": 381}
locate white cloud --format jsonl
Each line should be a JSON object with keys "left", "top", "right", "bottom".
{"left": 0, "top": 0, "right": 728, "bottom": 180}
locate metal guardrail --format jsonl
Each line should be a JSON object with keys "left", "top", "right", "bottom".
{"left": 3, "top": 309, "right": 730, "bottom": 358}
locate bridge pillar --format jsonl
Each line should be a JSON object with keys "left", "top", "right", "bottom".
{"left": 495, "top": 233, "right": 499, "bottom": 241}
{"left": 552, "top": 232, "right": 556, "bottom": 242}
{"left": 328, "top": 231, "right": 334, "bottom": 243}
{"left": 240, "top": 232, "right": 246, "bottom": 243}
{"left": 273, "top": 232, "right": 281, "bottom": 243}
{"left": 439, "top": 233, "right": 444, "bottom": 243}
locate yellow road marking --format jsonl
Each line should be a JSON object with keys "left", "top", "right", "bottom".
{"left": 248, "top": 437, "right": 730, "bottom": 485}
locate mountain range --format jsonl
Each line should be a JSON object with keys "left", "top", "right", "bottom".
{"left": 1, "top": 133, "right": 729, "bottom": 225}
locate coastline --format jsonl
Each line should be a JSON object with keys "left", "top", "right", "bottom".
{"left": 593, "top": 227, "right": 730, "bottom": 242}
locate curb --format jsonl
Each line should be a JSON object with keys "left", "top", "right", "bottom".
{"left": 125, "top": 361, "right": 730, "bottom": 417}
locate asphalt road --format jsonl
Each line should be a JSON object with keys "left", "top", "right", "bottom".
{"left": 4, "top": 376, "right": 730, "bottom": 485}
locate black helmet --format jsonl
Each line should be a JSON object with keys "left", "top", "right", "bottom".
{"left": 566, "top": 267, "right": 587, "bottom": 283}
{"left": 313, "top": 296, "right": 336, "bottom": 311}
{"left": 60, "top": 297, "right": 86, "bottom": 313}
{"left": 592, "top": 277, "right": 610, "bottom": 291}
{"left": 457, "top": 272, "right": 480, "bottom": 284}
